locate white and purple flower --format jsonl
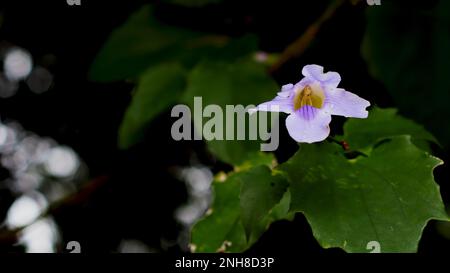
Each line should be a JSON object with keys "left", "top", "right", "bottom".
{"left": 250, "top": 64, "right": 370, "bottom": 143}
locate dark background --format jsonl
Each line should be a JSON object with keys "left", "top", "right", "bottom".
{"left": 0, "top": 0, "right": 448, "bottom": 253}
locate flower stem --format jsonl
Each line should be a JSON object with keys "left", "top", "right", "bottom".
{"left": 328, "top": 136, "right": 350, "bottom": 151}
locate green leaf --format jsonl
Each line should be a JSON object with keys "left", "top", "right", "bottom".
{"left": 239, "top": 166, "right": 289, "bottom": 244}
{"left": 89, "top": 5, "right": 226, "bottom": 82}
{"left": 234, "top": 152, "right": 276, "bottom": 172}
{"left": 191, "top": 165, "right": 290, "bottom": 252}
{"left": 280, "top": 137, "right": 447, "bottom": 253}
{"left": 267, "top": 189, "right": 293, "bottom": 221}
{"left": 339, "top": 107, "right": 438, "bottom": 152}
{"left": 362, "top": 1, "right": 450, "bottom": 147}
{"left": 118, "top": 63, "right": 187, "bottom": 149}
{"left": 191, "top": 171, "right": 242, "bottom": 253}
{"left": 182, "top": 59, "right": 279, "bottom": 165}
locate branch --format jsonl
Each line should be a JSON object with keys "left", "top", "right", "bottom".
{"left": 268, "top": 0, "right": 346, "bottom": 74}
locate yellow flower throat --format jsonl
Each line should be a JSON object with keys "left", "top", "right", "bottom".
{"left": 293, "top": 84, "right": 325, "bottom": 111}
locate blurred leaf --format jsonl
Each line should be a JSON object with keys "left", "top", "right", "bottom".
{"left": 175, "top": 34, "right": 260, "bottom": 68}
{"left": 280, "top": 137, "right": 448, "bottom": 252}
{"left": 362, "top": 1, "right": 450, "bottom": 147}
{"left": 89, "top": 5, "right": 226, "bottom": 82}
{"left": 118, "top": 63, "right": 187, "bottom": 149}
{"left": 182, "top": 59, "right": 279, "bottom": 165}
{"left": 89, "top": 4, "right": 260, "bottom": 82}
{"left": 339, "top": 107, "right": 438, "bottom": 152}
{"left": 191, "top": 165, "right": 290, "bottom": 252}
{"left": 98, "top": 4, "right": 264, "bottom": 149}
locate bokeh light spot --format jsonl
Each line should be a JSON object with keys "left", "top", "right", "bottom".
{"left": 3, "top": 47, "right": 33, "bottom": 81}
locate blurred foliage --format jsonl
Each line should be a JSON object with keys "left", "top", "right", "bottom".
{"left": 119, "top": 63, "right": 187, "bottom": 149}
{"left": 182, "top": 58, "right": 278, "bottom": 165}
{"left": 362, "top": 0, "right": 450, "bottom": 147}
{"left": 89, "top": 5, "right": 227, "bottom": 82}
{"left": 91, "top": 5, "right": 276, "bottom": 160}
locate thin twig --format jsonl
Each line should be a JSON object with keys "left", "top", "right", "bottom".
{"left": 268, "top": 0, "right": 346, "bottom": 74}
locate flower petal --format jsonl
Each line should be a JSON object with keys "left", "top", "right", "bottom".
{"left": 285, "top": 106, "right": 331, "bottom": 143}
{"left": 248, "top": 96, "right": 294, "bottom": 114}
{"left": 302, "top": 64, "right": 341, "bottom": 88}
{"left": 277, "top": 83, "right": 295, "bottom": 98}
{"left": 281, "top": 83, "right": 294, "bottom": 91}
{"left": 325, "top": 88, "right": 370, "bottom": 118}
